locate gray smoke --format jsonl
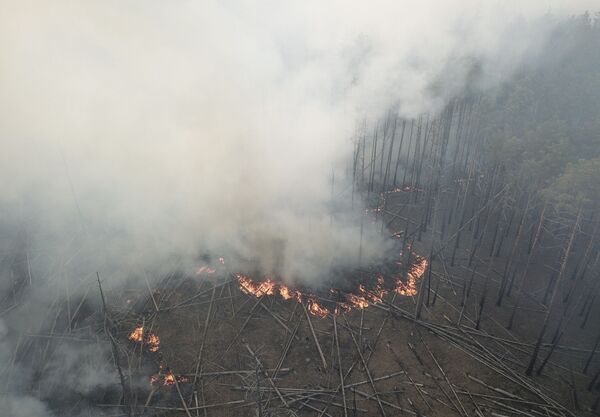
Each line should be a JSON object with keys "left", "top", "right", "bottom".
{"left": 0, "top": 1, "right": 595, "bottom": 416}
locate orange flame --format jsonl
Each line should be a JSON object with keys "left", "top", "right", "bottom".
{"left": 162, "top": 372, "right": 188, "bottom": 386}
{"left": 163, "top": 372, "right": 176, "bottom": 386}
{"left": 149, "top": 371, "right": 188, "bottom": 387}
{"left": 234, "top": 253, "right": 428, "bottom": 318}
{"left": 395, "top": 256, "right": 428, "bottom": 296}
{"left": 346, "top": 292, "right": 370, "bottom": 309}
{"left": 307, "top": 298, "right": 329, "bottom": 318}
{"left": 196, "top": 266, "right": 216, "bottom": 275}
{"left": 128, "top": 326, "right": 161, "bottom": 353}
{"left": 147, "top": 333, "right": 160, "bottom": 352}
{"left": 128, "top": 326, "right": 144, "bottom": 343}
{"left": 238, "top": 274, "right": 278, "bottom": 296}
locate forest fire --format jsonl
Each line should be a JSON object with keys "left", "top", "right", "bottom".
{"left": 146, "top": 333, "right": 160, "bottom": 352}
{"left": 128, "top": 326, "right": 144, "bottom": 342}
{"left": 307, "top": 299, "right": 330, "bottom": 318}
{"left": 236, "top": 252, "right": 428, "bottom": 317}
{"left": 128, "top": 327, "right": 189, "bottom": 387}
{"left": 396, "top": 255, "right": 428, "bottom": 296}
{"left": 195, "top": 265, "right": 216, "bottom": 275}
{"left": 149, "top": 372, "right": 188, "bottom": 386}
{"left": 128, "top": 326, "right": 161, "bottom": 352}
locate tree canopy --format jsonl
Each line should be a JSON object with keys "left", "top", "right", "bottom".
{"left": 480, "top": 13, "right": 600, "bottom": 212}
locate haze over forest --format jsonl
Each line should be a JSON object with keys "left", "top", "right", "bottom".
{"left": 0, "top": 2, "right": 599, "bottom": 417}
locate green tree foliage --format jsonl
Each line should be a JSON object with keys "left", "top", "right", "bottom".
{"left": 543, "top": 158, "right": 600, "bottom": 213}
{"left": 488, "top": 120, "right": 572, "bottom": 186}
{"left": 480, "top": 13, "right": 600, "bottom": 207}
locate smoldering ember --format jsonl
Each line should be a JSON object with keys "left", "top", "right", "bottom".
{"left": 1, "top": 3, "right": 600, "bottom": 417}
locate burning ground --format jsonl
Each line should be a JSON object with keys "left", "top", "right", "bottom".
{"left": 1, "top": 3, "right": 599, "bottom": 416}
{"left": 2, "top": 183, "right": 598, "bottom": 417}
{"left": 117, "top": 237, "right": 435, "bottom": 416}
{"left": 98, "top": 187, "right": 598, "bottom": 417}
{"left": 235, "top": 246, "right": 428, "bottom": 317}
{"left": 121, "top": 226, "right": 430, "bottom": 396}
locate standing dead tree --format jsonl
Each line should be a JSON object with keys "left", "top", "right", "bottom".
{"left": 97, "top": 272, "right": 131, "bottom": 417}
{"left": 525, "top": 208, "right": 582, "bottom": 376}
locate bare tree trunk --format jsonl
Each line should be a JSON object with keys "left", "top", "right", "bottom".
{"left": 97, "top": 272, "right": 131, "bottom": 416}
{"left": 381, "top": 117, "right": 398, "bottom": 193}
{"left": 525, "top": 208, "right": 582, "bottom": 376}
{"left": 401, "top": 120, "right": 415, "bottom": 187}
{"left": 584, "top": 331, "right": 600, "bottom": 374}
{"left": 392, "top": 120, "right": 407, "bottom": 187}
{"left": 497, "top": 195, "right": 531, "bottom": 306}
{"left": 369, "top": 124, "right": 379, "bottom": 193}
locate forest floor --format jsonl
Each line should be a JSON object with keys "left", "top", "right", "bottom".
{"left": 110, "top": 189, "right": 600, "bottom": 417}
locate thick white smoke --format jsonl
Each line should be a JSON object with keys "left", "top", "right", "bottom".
{"left": 0, "top": 1, "right": 596, "bottom": 415}
{"left": 0, "top": 0, "right": 595, "bottom": 284}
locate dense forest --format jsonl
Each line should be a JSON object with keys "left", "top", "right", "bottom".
{"left": 482, "top": 12, "right": 600, "bottom": 214}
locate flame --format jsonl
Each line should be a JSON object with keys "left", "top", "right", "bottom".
{"left": 346, "top": 291, "right": 370, "bottom": 309}
{"left": 237, "top": 274, "right": 277, "bottom": 296}
{"left": 238, "top": 273, "right": 331, "bottom": 317}
{"left": 128, "top": 326, "right": 161, "bottom": 353}
{"left": 163, "top": 372, "right": 176, "bottom": 386}
{"left": 395, "top": 256, "right": 428, "bottom": 296}
{"left": 233, "top": 252, "right": 427, "bottom": 318}
{"left": 162, "top": 372, "right": 188, "bottom": 386}
{"left": 257, "top": 279, "right": 276, "bottom": 295}
{"left": 195, "top": 257, "right": 225, "bottom": 276}
{"left": 334, "top": 303, "right": 352, "bottom": 315}
{"left": 128, "top": 326, "right": 144, "bottom": 343}
{"left": 279, "top": 286, "right": 302, "bottom": 302}
{"left": 147, "top": 333, "right": 160, "bottom": 352}
{"left": 196, "top": 266, "right": 216, "bottom": 275}
{"left": 359, "top": 281, "right": 386, "bottom": 304}
{"left": 279, "top": 286, "right": 292, "bottom": 299}
{"left": 149, "top": 372, "right": 189, "bottom": 387}
{"left": 307, "top": 298, "right": 329, "bottom": 318}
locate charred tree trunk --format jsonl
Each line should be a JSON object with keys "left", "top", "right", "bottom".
{"left": 392, "top": 120, "right": 408, "bottom": 187}
{"left": 497, "top": 195, "right": 531, "bottom": 306}
{"left": 525, "top": 209, "right": 582, "bottom": 376}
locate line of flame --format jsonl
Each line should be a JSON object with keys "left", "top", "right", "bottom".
{"left": 236, "top": 254, "right": 427, "bottom": 317}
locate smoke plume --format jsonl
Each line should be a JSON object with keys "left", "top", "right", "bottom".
{"left": 0, "top": 1, "right": 595, "bottom": 415}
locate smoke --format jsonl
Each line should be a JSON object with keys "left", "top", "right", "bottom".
{"left": 0, "top": 0, "right": 596, "bottom": 281}
{"left": 0, "top": 1, "right": 595, "bottom": 415}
